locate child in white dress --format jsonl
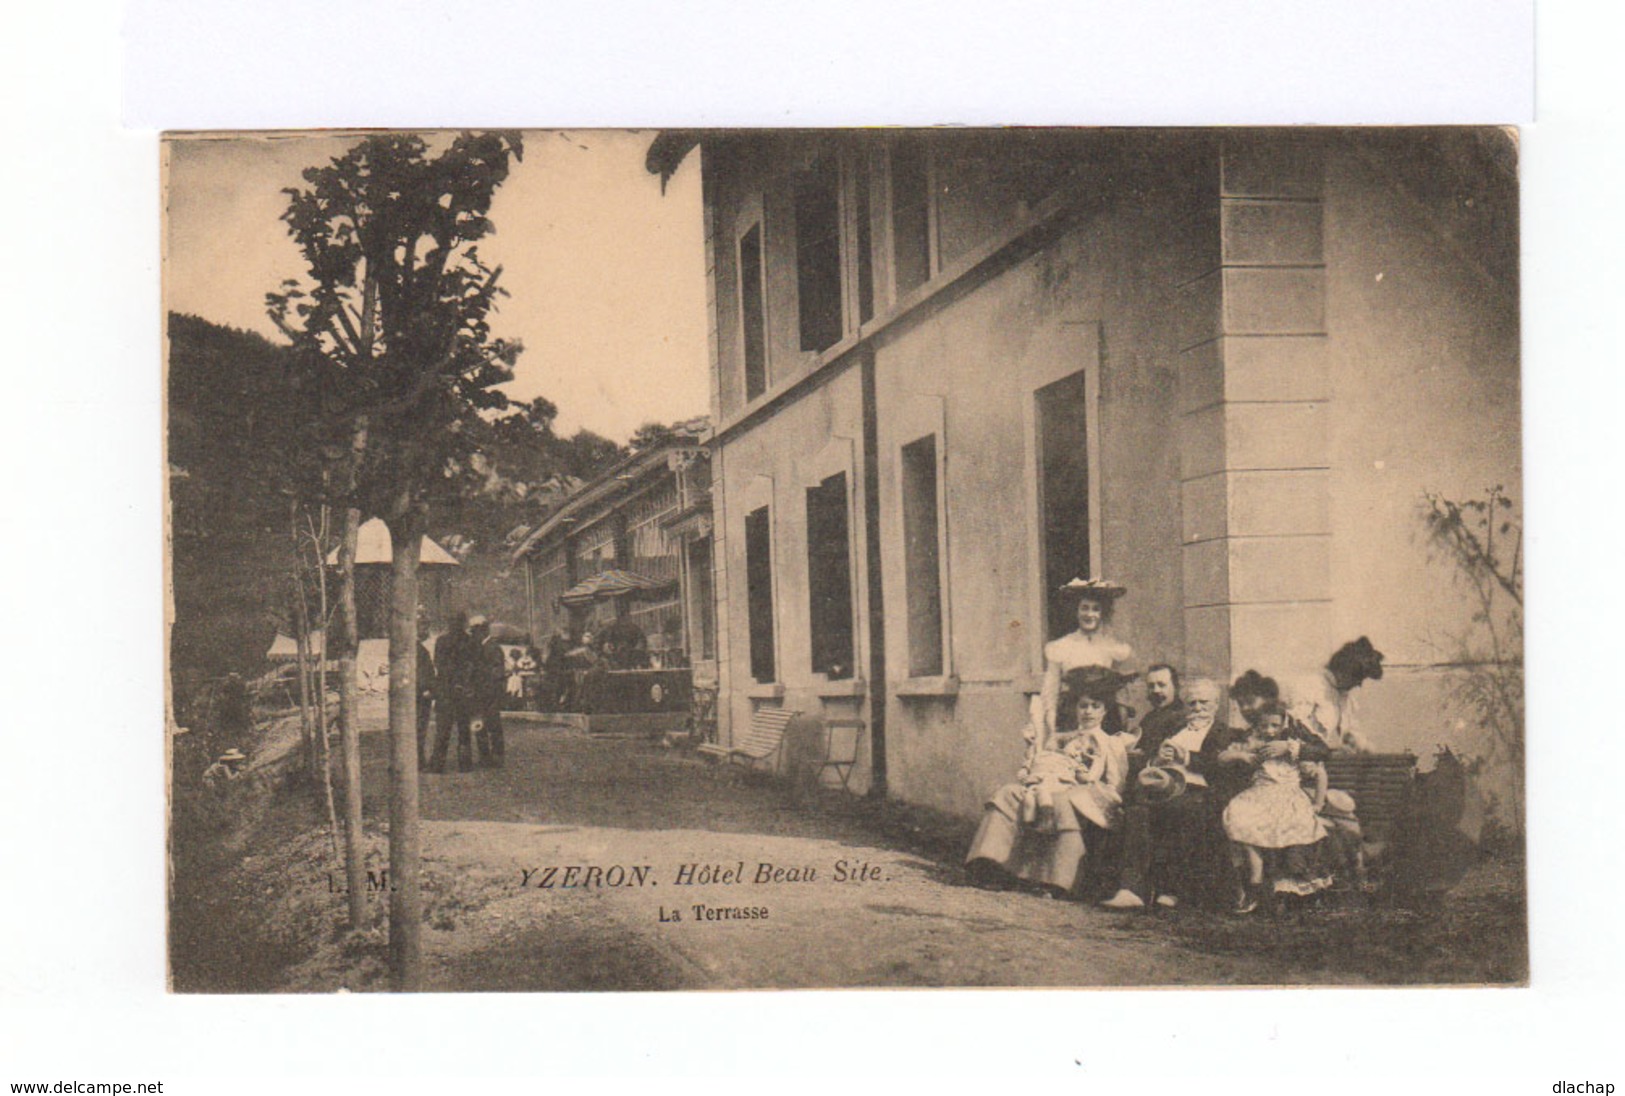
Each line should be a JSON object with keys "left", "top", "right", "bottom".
{"left": 1018, "top": 732, "right": 1106, "bottom": 833}
{"left": 1220, "top": 704, "right": 1333, "bottom": 911}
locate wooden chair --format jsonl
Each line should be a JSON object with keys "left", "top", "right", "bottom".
{"left": 727, "top": 706, "right": 799, "bottom": 773}
{"left": 686, "top": 682, "right": 720, "bottom": 752}
{"left": 813, "top": 717, "right": 866, "bottom": 792}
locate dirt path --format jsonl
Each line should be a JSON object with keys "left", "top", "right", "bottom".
{"left": 348, "top": 720, "right": 1352, "bottom": 990}
{"left": 415, "top": 820, "right": 1332, "bottom": 990}
{"left": 175, "top": 709, "right": 1522, "bottom": 992}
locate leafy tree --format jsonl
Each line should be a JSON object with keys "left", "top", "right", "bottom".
{"left": 559, "top": 427, "right": 624, "bottom": 480}
{"left": 167, "top": 313, "right": 323, "bottom": 538}
{"left": 628, "top": 420, "right": 681, "bottom": 452}
{"left": 269, "top": 131, "right": 525, "bottom": 989}
{"left": 1422, "top": 486, "right": 1524, "bottom": 829}
{"left": 167, "top": 314, "right": 314, "bottom": 682}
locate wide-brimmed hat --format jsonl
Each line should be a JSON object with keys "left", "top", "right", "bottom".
{"left": 219, "top": 748, "right": 247, "bottom": 763}
{"left": 1137, "top": 764, "right": 1188, "bottom": 801}
{"left": 1061, "top": 665, "right": 1138, "bottom": 702}
{"left": 1060, "top": 577, "right": 1128, "bottom": 601}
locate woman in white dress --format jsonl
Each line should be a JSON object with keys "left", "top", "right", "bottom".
{"left": 1035, "top": 578, "right": 1134, "bottom": 745}
{"left": 966, "top": 666, "right": 1137, "bottom": 895}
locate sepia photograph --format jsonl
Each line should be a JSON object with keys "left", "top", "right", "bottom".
{"left": 164, "top": 126, "right": 1524, "bottom": 994}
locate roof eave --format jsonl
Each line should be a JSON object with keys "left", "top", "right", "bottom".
{"left": 646, "top": 131, "right": 702, "bottom": 192}
{"left": 508, "top": 441, "right": 702, "bottom": 567}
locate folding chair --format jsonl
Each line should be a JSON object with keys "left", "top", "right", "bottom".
{"left": 815, "top": 717, "right": 866, "bottom": 792}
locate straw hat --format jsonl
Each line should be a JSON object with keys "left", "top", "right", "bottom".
{"left": 1322, "top": 789, "right": 1359, "bottom": 820}
{"left": 1060, "top": 577, "right": 1127, "bottom": 600}
{"left": 1061, "top": 666, "right": 1138, "bottom": 703}
{"left": 1137, "top": 764, "right": 1188, "bottom": 801}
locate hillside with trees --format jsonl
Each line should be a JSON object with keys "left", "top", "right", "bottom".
{"left": 167, "top": 311, "right": 634, "bottom": 690}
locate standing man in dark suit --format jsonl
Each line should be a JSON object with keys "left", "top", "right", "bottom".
{"left": 542, "top": 627, "right": 573, "bottom": 711}
{"left": 1133, "top": 663, "right": 1187, "bottom": 760}
{"left": 469, "top": 615, "right": 507, "bottom": 769}
{"left": 427, "top": 610, "right": 475, "bottom": 773}
{"left": 415, "top": 606, "right": 436, "bottom": 769}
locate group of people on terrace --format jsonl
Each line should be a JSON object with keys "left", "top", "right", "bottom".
{"left": 535, "top": 616, "right": 657, "bottom": 711}
{"left": 965, "top": 577, "right": 1386, "bottom": 913}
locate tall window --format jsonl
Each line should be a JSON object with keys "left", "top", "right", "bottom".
{"left": 854, "top": 154, "right": 875, "bottom": 325}
{"left": 1035, "top": 370, "right": 1091, "bottom": 639}
{"left": 806, "top": 472, "right": 855, "bottom": 679}
{"left": 739, "top": 223, "right": 767, "bottom": 400}
{"left": 891, "top": 140, "right": 932, "bottom": 297}
{"left": 901, "top": 435, "right": 943, "bottom": 677}
{"left": 745, "top": 505, "right": 776, "bottom": 682}
{"left": 794, "top": 157, "right": 843, "bottom": 353}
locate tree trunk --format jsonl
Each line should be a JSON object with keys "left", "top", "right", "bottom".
{"left": 311, "top": 505, "right": 335, "bottom": 858}
{"left": 291, "top": 578, "right": 313, "bottom": 768}
{"left": 294, "top": 571, "right": 341, "bottom": 865}
{"left": 289, "top": 504, "right": 316, "bottom": 777}
{"left": 386, "top": 513, "right": 424, "bottom": 991}
{"left": 336, "top": 507, "right": 367, "bottom": 929}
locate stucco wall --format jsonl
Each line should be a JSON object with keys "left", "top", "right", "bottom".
{"left": 713, "top": 365, "right": 874, "bottom": 791}
{"left": 700, "top": 131, "right": 1520, "bottom": 823}
{"left": 873, "top": 160, "right": 1215, "bottom": 817}
{"left": 707, "top": 136, "right": 835, "bottom": 422}
{"left": 1319, "top": 143, "right": 1521, "bottom": 805}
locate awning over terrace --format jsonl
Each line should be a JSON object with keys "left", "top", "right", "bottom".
{"left": 559, "top": 569, "right": 674, "bottom": 606}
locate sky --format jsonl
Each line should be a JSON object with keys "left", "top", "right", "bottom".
{"left": 163, "top": 129, "right": 709, "bottom": 443}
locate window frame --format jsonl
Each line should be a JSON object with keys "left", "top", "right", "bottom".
{"left": 847, "top": 147, "right": 877, "bottom": 329}
{"left": 734, "top": 196, "right": 770, "bottom": 403}
{"left": 791, "top": 154, "right": 845, "bottom": 355}
{"left": 891, "top": 394, "right": 953, "bottom": 684}
{"left": 803, "top": 436, "right": 861, "bottom": 683}
{"left": 1020, "top": 324, "right": 1104, "bottom": 674}
{"left": 885, "top": 137, "right": 939, "bottom": 306}
{"left": 739, "top": 475, "right": 779, "bottom": 686}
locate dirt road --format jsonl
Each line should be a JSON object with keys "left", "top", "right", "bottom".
{"left": 346, "top": 719, "right": 1353, "bottom": 990}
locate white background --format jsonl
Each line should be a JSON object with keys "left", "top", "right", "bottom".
{"left": 6, "top": 0, "right": 1622, "bottom": 1088}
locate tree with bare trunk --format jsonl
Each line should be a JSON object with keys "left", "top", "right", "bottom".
{"left": 1421, "top": 486, "right": 1524, "bottom": 829}
{"left": 268, "top": 132, "right": 524, "bottom": 990}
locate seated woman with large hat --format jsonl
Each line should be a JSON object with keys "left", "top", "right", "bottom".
{"left": 966, "top": 665, "right": 1138, "bottom": 896}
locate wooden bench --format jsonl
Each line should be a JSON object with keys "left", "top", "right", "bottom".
{"left": 727, "top": 706, "right": 799, "bottom": 773}
{"left": 1323, "top": 751, "right": 1418, "bottom": 849}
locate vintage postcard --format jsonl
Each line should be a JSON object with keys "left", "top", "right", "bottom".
{"left": 164, "top": 127, "right": 1523, "bottom": 992}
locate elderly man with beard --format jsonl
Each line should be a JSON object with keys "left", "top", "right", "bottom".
{"left": 1100, "top": 677, "right": 1235, "bottom": 910}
